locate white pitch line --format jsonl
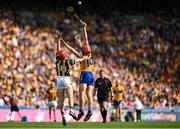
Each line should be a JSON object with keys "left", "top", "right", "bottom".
{"left": 1, "top": 127, "right": 180, "bottom": 129}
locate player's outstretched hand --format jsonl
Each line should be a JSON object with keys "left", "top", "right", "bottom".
{"left": 81, "top": 21, "right": 87, "bottom": 28}
{"left": 56, "top": 30, "right": 62, "bottom": 39}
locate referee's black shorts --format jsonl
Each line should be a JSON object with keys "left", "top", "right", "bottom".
{"left": 97, "top": 97, "right": 108, "bottom": 104}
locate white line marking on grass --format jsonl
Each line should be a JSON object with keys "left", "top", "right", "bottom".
{"left": 1, "top": 127, "right": 180, "bottom": 129}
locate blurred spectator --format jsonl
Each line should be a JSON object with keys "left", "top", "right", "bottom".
{"left": 134, "top": 96, "right": 144, "bottom": 122}
{"left": 0, "top": 94, "right": 5, "bottom": 107}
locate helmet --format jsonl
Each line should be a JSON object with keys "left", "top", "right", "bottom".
{"left": 56, "top": 50, "right": 67, "bottom": 60}
{"left": 82, "top": 44, "right": 91, "bottom": 55}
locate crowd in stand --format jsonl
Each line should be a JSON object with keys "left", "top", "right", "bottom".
{"left": 0, "top": 8, "right": 179, "bottom": 109}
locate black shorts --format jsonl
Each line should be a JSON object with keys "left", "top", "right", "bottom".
{"left": 113, "top": 100, "right": 122, "bottom": 107}
{"left": 98, "top": 97, "right": 108, "bottom": 104}
{"left": 11, "top": 106, "right": 19, "bottom": 112}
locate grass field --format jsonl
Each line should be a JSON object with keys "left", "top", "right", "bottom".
{"left": 0, "top": 122, "right": 180, "bottom": 129}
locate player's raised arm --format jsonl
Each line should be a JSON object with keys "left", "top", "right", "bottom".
{"left": 81, "top": 21, "right": 89, "bottom": 46}
{"left": 74, "top": 34, "right": 82, "bottom": 47}
{"left": 56, "top": 31, "right": 62, "bottom": 51}
{"left": 75, "top": 55, "right": 89, "bottom": 62}
{"left": 80, "top": 21, "right": 92, "bottom": 56}
{"left": 61, "top": 39, "right": 82, "bottom": 58}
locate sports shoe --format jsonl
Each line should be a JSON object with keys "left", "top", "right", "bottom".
{"left": 69, "top": 111, "right": 77, "bottom": 120}
{"left": 102, "top": 120, "right": 106, "bottom": 123}
{"left": 76, "top": 111, "right": 84, "bottom": 121}
{"left": 62, "top": 117, "right": 66, "bottom": 126}
{"left": 83, "top": 111, "right": 92, "bottom": 121}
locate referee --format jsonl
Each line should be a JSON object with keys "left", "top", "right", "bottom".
{"left": 94, "top": 69, "right": 114, "bottom": 123}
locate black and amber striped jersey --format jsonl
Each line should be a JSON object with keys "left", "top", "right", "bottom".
{"left": 47, "top": 87, "right": 57, "bottom": 101}
{"left": 56, "top": 57, "right": 75, "bottom": 76}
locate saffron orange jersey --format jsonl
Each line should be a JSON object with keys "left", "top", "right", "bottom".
{"left": 80, "top": 55, "right": 93, "bottom": 72}
{"left": 113, "top": 85, "right": 124, "bottom": 101}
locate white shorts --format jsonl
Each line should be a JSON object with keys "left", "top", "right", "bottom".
{"left": 56, "top": 76, "right": 72, "bottom": 89}
{"left": 48, "top": 100, "right": 57, "bottom": 107}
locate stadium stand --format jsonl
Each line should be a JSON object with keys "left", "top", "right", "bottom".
{"left": 0, "top": 0, "right": 179, "bottom": 111}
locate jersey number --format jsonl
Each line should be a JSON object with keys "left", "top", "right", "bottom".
{"left": 86, "top": 59, "right": 93, "bottom": 66}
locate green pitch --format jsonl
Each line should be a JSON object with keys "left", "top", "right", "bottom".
{"left": 0, "top": 122, "right": 179, "bottom": 129}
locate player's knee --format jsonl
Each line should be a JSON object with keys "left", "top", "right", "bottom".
{"left": 79, "top": 90, "right": 86, "bottom": 97}
{"left": 86, "top": 91, "right": 93, "bottom": 98}
{"left": 80, "top": 84, "right": 87, "bottom": 91}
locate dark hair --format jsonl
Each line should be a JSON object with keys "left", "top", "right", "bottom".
{"left": 99, "top": 69, "right": 105, "bottom": 73}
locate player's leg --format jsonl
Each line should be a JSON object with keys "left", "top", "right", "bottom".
{"left": 84, "top": 85, "right": 94, "bottom": 121}
{"left": 9, "top": 107, "right": 13, "bottom": 121}
{"left": 54, "top": 101, "right": 58, "bottom": 122}
{"left": 49, "top": 105, "right": 52, "bottom": 122}
{"left": 56, "top": 76, "right": 67, "bottom": 125}
{"left": 53, "top": 105, "right": 56, "bottom": 122}
{"left": 114, "top": 101, "right": 118, "bottom": 121}
{"left": 86, "top": 86, "right": 94, "bottom": 111}
{"left": 117, "top": 104, "right": 120, "bottom": 121}
{"left": 57, "top": 89, "right": 66, "bottom": 126}
{"left": 65, "top": 87, "right": 77, "bottom": 120}
{"left": 17, "top": 111, "right": 22, "bottom": 120}
{"left": 118, "top": 102, "right": 122, "bottom": 121}
{"left": 77, "top": 83, "right": 87, "bottom": 120}
{"left": 15, "top": 106, "right": 22, "bottom": 120}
